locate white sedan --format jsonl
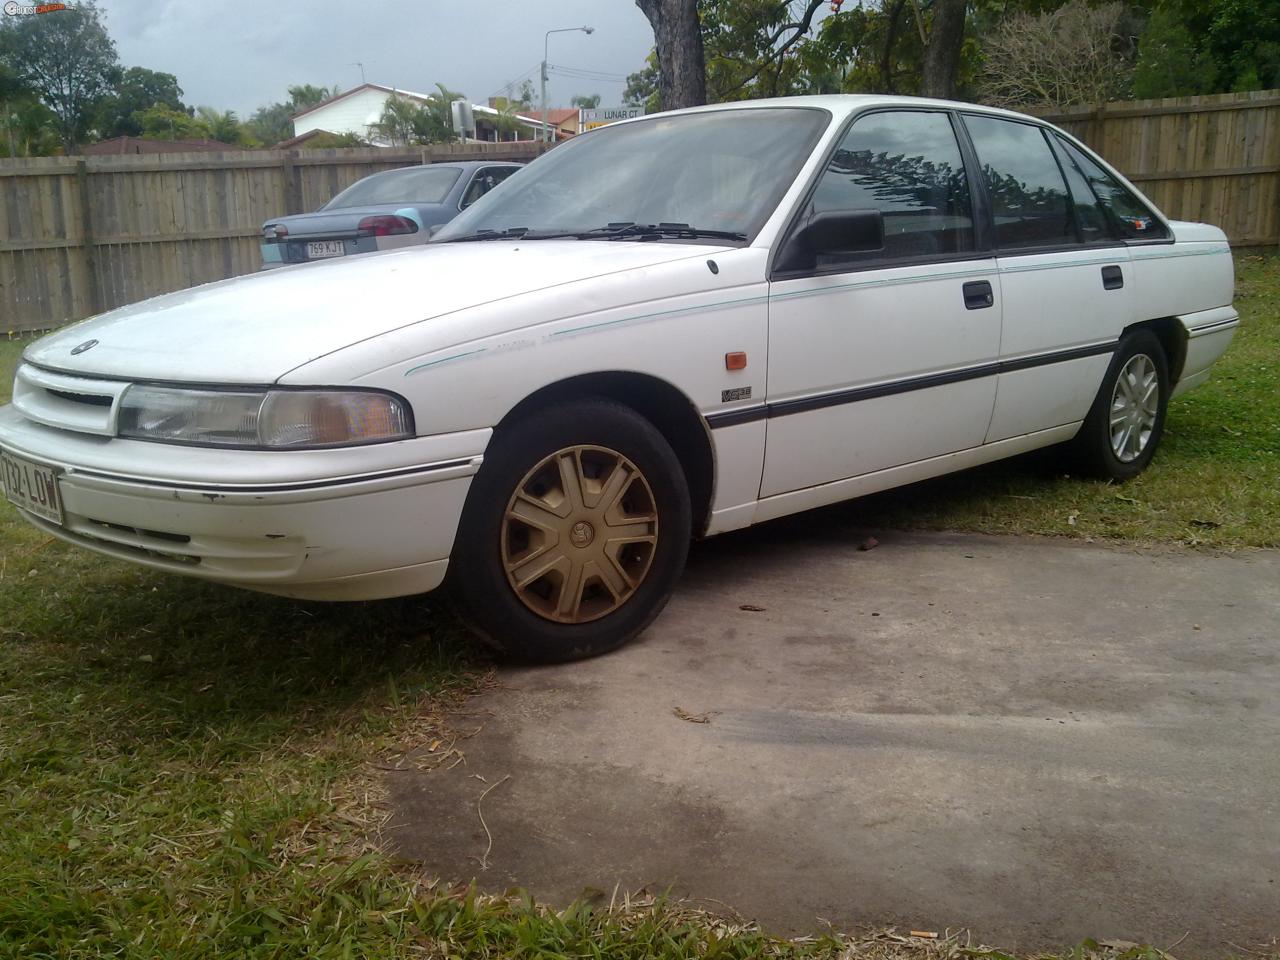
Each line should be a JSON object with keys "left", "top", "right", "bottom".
{"left": 0, "top": 96, "right": 1238, "bottom": 661}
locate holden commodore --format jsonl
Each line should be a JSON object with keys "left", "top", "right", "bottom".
{"left": 0, "top": 96, "right": 1238, "bottom": 662}
{"left": 259, "top": 161, "right": 523, "bottom": 269}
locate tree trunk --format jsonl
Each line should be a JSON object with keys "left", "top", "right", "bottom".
{"left": 921, "top": 0, "right": 968, "bottom": 99}
{"left": 635, "top": 0, "right": 707, "bottom": 110}
{"left": 880, "top": 0, "right": 910, "bottom": 93}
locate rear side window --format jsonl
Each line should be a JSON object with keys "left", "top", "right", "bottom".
{"left": 1056, "top": 138, "right": 1170, "bottom": 240}
{"left": 1053, "top": 144, "right": 1113, "bottom": 244}
{"left": 461, "top": 166, "right": 519, "bottom": 209}
{"left": 812, "top": 110, "right": 975, "bottom": 264}
{"left": 964, "top": 115, "right": 1073, "bottom": 249}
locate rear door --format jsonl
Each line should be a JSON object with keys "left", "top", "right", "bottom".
{"left": 762, "top": 109, "right": 1002, "bottom": 497}
{"left": 959, "top": 114, "right": 1133, "bottom": 442}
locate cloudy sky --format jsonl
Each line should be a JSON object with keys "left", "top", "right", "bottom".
{"left": 95, "top": 0, "right": 656, "bottom": 116}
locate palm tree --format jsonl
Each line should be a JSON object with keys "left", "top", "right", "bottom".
{"left": 195, "top": 106, "right": 245, "bottom": 144}
{"left": 371, "top": 84, "right": 465, "bottom": 146}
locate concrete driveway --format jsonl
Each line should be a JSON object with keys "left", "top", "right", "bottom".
{"left": 388, "top": 515, "right": 1280, "bottom": 957}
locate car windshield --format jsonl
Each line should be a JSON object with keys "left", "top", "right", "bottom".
{"left": 435, "top": 107, "right": 830, "bottom": 243}
{"left": 324, "top": 166, "right": 463, "bottom": 208}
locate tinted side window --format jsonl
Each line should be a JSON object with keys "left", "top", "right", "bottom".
{"left": 1053, "top": 143, "right": 1112, "bottom": 244}
{"left": 964, "top": 116, "right": 1073, "bottom": 249}
{"left": 812, "top": 110, "right": 974, "bottom": 263}
{"left": 461, "top": 167, "right": 518, "bottom": 209}
{"left": 1057, "top": 138, "right": 1170, "bottom": 240}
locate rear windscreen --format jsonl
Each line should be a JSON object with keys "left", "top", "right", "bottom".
{"left": 325, "top": 166, "right": 463, "bottom": 208}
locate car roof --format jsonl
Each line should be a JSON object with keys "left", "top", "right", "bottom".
{"left": 609, "top": 94, "right": 1051, "bottom": 128}
{"left": 356, "top": 160, "right": 522, "bottom": 179}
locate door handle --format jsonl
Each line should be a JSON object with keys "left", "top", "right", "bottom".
{"left": 963, "top": 280, "right": 994, "bottom": 310}
{"left": 1101, "top": 265, "right": 1124, "bottom": 290}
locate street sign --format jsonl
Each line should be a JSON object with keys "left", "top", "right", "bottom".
{"left": 579, "top": 106, "right": 645, "bottom": 132}
{"left": 450, "top": 100, "right": 476, "bottom": 139}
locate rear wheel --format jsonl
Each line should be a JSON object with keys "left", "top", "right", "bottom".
{"left": 451, "top": 399, "right": 691, "bottom": 662}
{"left": 1072, "top": 329, "right": 1169, "bottom": 480}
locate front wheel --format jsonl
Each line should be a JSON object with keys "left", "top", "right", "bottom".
{"left": 450, "top": 398, "right": 692, "bottom": 662}
{"left": 1072, "top": 330, "right": 1169, "bottom": 480}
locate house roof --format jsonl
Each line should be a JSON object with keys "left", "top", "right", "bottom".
{"left": 273, "top": 128, "right": 331, "bottom": 150}
{"left": 291, "top": 83, "right": 551, "bottom": 133}
{"left": 291, "top": 83, "right": 406, "bottom": 121}
{"left": 82, "top": 136, "right": 244, "bottom": 155}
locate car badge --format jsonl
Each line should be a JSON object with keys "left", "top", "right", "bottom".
{"left": 70, "top": 339, "right": 98, "bottom": 355}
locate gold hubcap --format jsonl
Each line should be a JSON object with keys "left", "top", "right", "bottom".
{"left": 501, "top": 445, "right": 659, "bottom": 624}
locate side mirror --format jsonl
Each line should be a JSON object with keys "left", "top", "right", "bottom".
{"left": 775, "top": 209, "right": 885, "bottom": 273}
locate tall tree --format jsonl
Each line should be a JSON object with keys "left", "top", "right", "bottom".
{"left": 286, "top": 84, "right": 336, "bottom": 111}
{"left": 920, "top": 0, "right": 966, "bottom": 98}
{"left": 1132, "top": 0, "right": 1280, "bottom": 95}
{"left": 634, "top": 0, "right": 707, "bottom": 109}
{"left": 703, "top": 0, "right": 827, "bottom": 101}
{"left": 634, "top": 1, "right": 977, "bottom": 108}
{"left": 135, "top": 103, "right": 211, "bottom": 140}
{"left": 95, "top": 66, "right": 184, "bottom": 138}
{"left": 1131, "top": 6, "right": 1216, "bottom": 99}
{"left": 0, "top": 1, "right": 119, "bottom": 151}
{"left": 245, "top": 84, "right": 339, "bottom": 146}
{"left": 624, "top": 50, "right": 660, "bottom": 112}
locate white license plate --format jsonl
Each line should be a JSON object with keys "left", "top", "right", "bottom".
{"left": 306, "top": 240, "right": 346, "bottom": 259}
{"left": 0, "top": 449, "right": 65, "bottom": 525}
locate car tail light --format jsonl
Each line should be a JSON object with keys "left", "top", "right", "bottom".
{"left": 264, "top": 223, "right": 288, "bottom": 241}
{"left": 357, "top": 215, "right": 419, "bottom": 237}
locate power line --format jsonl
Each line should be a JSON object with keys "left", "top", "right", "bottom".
{"left": 547, "top": 63, "right": 628, "bottom": 81}
{"left": 488, "top": 62, "right": 544, "bottom": 101}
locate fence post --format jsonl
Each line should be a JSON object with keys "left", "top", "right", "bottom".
{"left": 75, "top": 158, "right": 102, "bottom": 316}
{"left": 280, "top": 150, "right": 302, "bottom": 215}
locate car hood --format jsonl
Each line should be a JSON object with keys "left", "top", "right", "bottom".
{"left": 24, "top": 242, "right": 726, "bottom": 384}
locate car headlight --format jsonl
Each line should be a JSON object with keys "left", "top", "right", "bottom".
{"left": 117, "top": 386, "right": 413, "bottom": 448}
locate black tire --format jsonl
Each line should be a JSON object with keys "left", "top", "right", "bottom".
{"left": 1071, "top": 329, "right": 1169, "bottom": 480}
{"left": 450, "top": 398, "right": 692, "bottom": 663}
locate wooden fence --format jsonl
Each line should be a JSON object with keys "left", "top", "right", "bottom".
{"left": 2, "top": 91, "right": 1278, "bottom": 334}
{"left": 1030, "top": 89, "right": 1280, "bottom": 247}
{"left": 0, "top": 142, "right": 544, "bottom": 333}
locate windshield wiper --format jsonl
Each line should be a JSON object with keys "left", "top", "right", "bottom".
{"left": 445, "top": 226, "right": 591, "bottom": 242}
{"left": 447, "top": 227, "right": 534, "bottom": 242}
{"left": 571, "top": 222, "right": 748, "bottom": 242}
{"left": 445, "top": 222, "right": 748, "bottom": 243}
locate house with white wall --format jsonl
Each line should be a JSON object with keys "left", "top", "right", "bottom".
{"left": 291, "top": 83, "right": 547, "bottom": 145}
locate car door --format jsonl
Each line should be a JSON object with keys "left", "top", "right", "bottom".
{"left": 761, "top": 109, "right": 1002, "bottom": 499}
{"left": 959, "top": 114, "right": 1134, "bottom": 443}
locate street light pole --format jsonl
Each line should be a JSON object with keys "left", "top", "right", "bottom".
{"left": 541, "top": 25, "right": 594, "bottom": 144}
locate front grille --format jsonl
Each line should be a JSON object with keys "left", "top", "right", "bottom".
{"left": 11, "top": 364, "right": 128, "bottom": 437}
{"left": 47, "top": 389, "right": 113, "bottom": 407}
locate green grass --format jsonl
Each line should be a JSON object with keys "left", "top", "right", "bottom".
{"left": 0, "top": 253, "right": 1277, "bottom": 957}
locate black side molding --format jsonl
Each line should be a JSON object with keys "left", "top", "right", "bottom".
{"left": 705, "top": 340, "right": 1118, "bottom": 429}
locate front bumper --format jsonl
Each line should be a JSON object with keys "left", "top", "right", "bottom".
{"left": 0, "top": 405, "right": 489, "bottom": 600}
